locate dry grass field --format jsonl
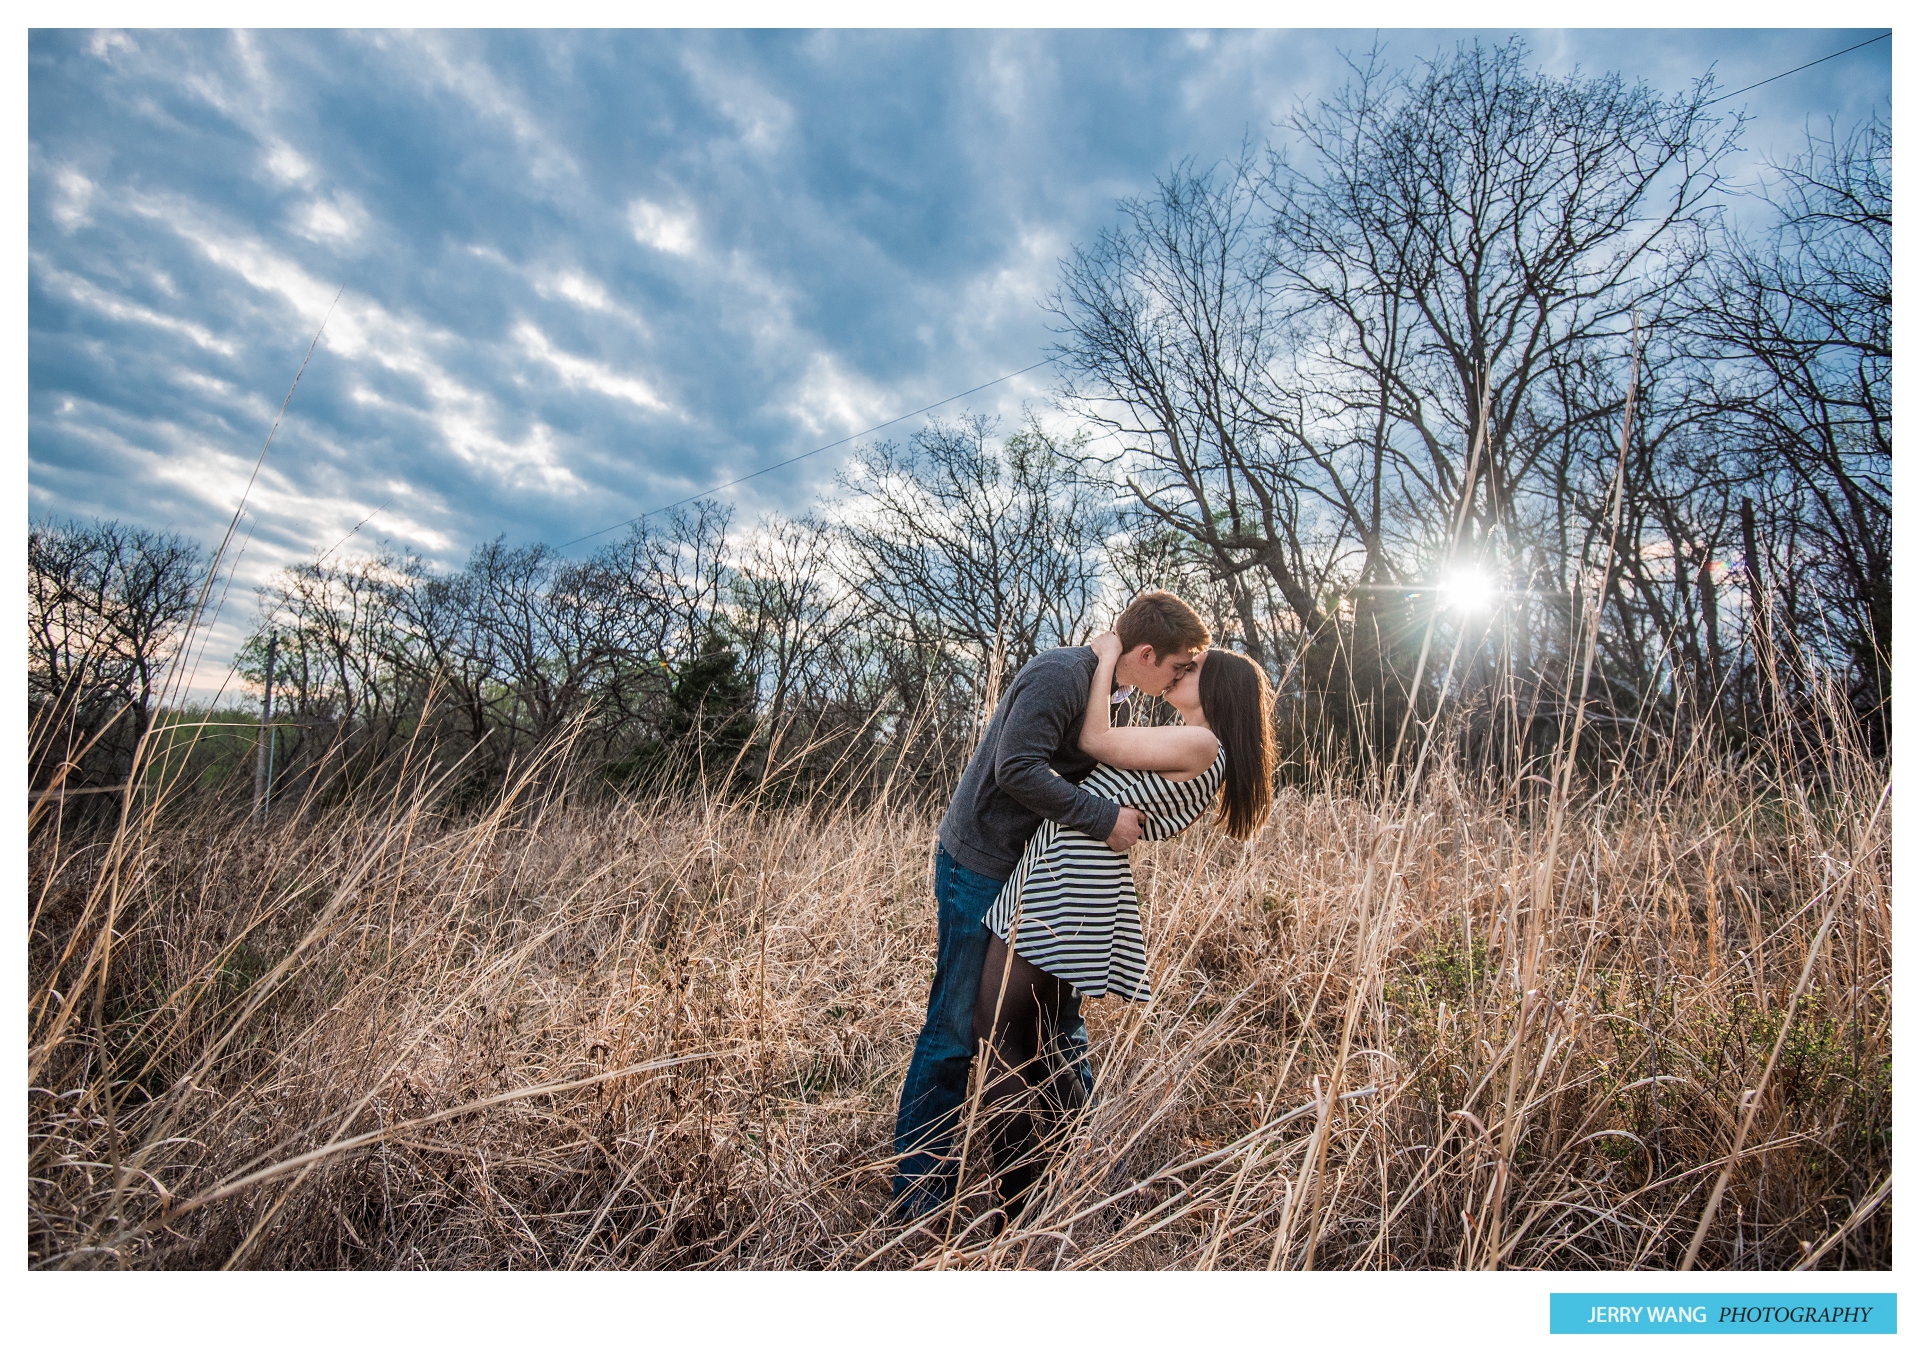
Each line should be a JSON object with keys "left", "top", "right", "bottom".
{"left": 28, "top": 731, "right": 1890, "bottom": 1271}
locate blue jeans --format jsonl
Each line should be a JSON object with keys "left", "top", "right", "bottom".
{"left": 891, "top": 844, "right": 1093, "bottom": 1216}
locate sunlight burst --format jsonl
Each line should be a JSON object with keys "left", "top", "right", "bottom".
{"left": 1442, "top": 567, "right": 1497, "bottom": 614}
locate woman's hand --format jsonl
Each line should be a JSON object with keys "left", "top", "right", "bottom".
{"left": 1091, "top": 630, "right": 1122, "bottom": 663}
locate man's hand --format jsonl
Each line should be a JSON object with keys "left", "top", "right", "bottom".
{"left": 1106, "top": 806, "right": 1144, "bottom": 853}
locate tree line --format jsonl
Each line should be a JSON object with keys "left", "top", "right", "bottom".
{"left": 28, "top": 41, "right": 1887, "bottom": 814}
{"left": 1048, "top": 40, "right": 1886, "bottom": 775}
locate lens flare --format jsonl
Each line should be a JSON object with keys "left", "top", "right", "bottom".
{"left": 1442, "top": 567, "right": 1497, "bottom": 614}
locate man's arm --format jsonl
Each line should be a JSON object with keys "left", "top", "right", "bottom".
{"left": 993, "top": 660, "right": 1123, "bottom": 843}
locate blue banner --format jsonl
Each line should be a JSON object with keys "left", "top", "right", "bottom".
{"left": 1550, "top": 1294, "right": 1896, "bottom": 1334}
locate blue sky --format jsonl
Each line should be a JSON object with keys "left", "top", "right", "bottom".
{"left": 26, "top": 28, "right": 1891, "bottom": 684}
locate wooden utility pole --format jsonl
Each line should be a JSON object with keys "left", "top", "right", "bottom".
{"left": 1740, "top": 497, "right": 1772, "bottom": 733}
{"left": 1740, "top": 497, "right": 1765, "bottom": 618}
{"left": 252, "top": 632, "right": 277, "bottom": 824}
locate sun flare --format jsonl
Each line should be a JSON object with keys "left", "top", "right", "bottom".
{"left": 1441, "top": 567, "right": 1497, "bottom": 614}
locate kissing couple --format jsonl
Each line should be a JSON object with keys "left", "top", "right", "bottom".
{"left": 892, "top": 589, "right": 1276, "bottom": 1227}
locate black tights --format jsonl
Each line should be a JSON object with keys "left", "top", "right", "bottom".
{"left": 971, "top": 933, "right": 1085, "bottom": 1217}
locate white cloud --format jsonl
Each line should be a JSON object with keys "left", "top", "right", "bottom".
{"left": 983, "top": 36, "right": 1043, "bottom": 122}
{"left": 530, "top": 268, "right": 656, "bottom": 336}
{"left": 120, "top": 189, "right": 590, "bottom": 495}
{"left": 629, "top": 199, "right": 698, "bottom": 256}
{"left": 516, "top": 323, "right": 672, "bottom": 414}
{"left": 265, "top": 142, "right": 314, "bottom": 185}
{"left": 398, "top": 31, "right": 579, "bottom": 183}
{"left": 173, "top": 368, "right": 240, "bottom": 399}
{"left": 129, "top": 197, "right": 355, "bottom": 343}
{"left": 50, "top": 168, "right": 95, "bottom": 232}
{"left": 347, "top": 376, "right": 585, "bottom": 496}
{"left": 230, "top": 29, "right": 273, "bottom": 101}
{"left": 33, "top": 255, "right": 236, "bottom": 354}
{"left": 785, "top": 351, "right": 887, "bottom": 440}
{"left": 679, "top": 46, "right": 793, "bottom": 151}
{"left": 954, "top": 224, "right": 1066, "bottom": 348}
{"left": 552, "top": 271, "right": 611, "bottom": 311}
{"left": 177, "top": 33, "right": 273, "bottom": 127}
{"left": 86, "top": 30, "right": 135, "bottom": 61}
{"left": 291, "top": 192, "right": 371, "bottom": 246}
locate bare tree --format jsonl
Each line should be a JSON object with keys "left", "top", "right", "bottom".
{"left": 237, "top": 548, "right": 416, "bottom": 798}
{"left": 1691, "top": 117, "right": 1890, "bottom": 746}
{"left": 731, "top": 512, "right": 854, "bottom": 740}
{"left": 384, "top": 555, "right": 505, "bottom": 759}
{"left": 461, "top": 538, "right": 622, "bottom": 748}
{"left": 836, "top": 415, "right": 1114, "bottom": 708}
{"left": 1051, "top": 37, "right": 1746, "bottom": 769}
{"left": 1050, "top": 155, "right": 1332, "bottom": 669}
{"left": 28, "top": 519, "right": 202, "bottom": 794}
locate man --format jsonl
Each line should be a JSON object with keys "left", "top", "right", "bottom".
{"left": 891, "top": 590, "right": 1211, "bottom": 1219}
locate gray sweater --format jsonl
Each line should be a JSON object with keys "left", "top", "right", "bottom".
{"left": 937, "top": 646, "right": 1129, "bottom": 881}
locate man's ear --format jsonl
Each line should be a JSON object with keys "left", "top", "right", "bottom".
{"left": 1131, "top": 643, "right": 1157, "bottom": 668}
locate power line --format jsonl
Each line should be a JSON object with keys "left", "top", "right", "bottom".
{"left": 557, "top": 355, "right": 1060, "bottom": 549}
{"left": 1705, "top": 30, "right": 1890, "bottom": 106}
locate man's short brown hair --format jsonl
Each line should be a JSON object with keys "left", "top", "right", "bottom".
{"left": 1115, "top": 590, "right": 1210, "bottom": 661}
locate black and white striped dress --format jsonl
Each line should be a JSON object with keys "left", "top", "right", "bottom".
{"left": 984, "top": 746, "right": 1226, "bottom": 1002}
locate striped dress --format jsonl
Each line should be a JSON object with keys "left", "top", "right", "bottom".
{"left": 984, "top": 746, "right": 1226, "bottom": 1002}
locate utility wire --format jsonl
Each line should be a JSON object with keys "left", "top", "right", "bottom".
{"left": 1704, "top": 30, "right": 1890, "bottom": 106}
{"left": 558, "top": 355, "right": 1060, "bottom": 549}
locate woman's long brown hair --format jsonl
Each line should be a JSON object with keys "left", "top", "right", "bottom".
{"left": 1197, "top": 649, "right": 1275, "bottom": 840}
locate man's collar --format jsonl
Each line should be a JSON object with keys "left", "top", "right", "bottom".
{"left": 1111, "top": 685, "right": 1134, "bottom": 704}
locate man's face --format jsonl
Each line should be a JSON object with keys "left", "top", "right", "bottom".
{"left": 1145, "top": 647, "right": 1202, "bottom": 697}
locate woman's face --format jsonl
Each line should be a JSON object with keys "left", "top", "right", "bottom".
{"left": 1165, "top": 649, "right": 1206, "bottom": 721}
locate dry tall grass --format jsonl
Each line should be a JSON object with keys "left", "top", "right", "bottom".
{"left": 28, "top": 717, "right": 1890, "bottom": 1270}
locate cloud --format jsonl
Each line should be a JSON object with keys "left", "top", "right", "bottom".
{"left": 543, "top": 271, "right": 612, "bottom": 312}
{"left": 49, "top": 168, "right": 96, "bottom": 232}
{"left": 27, "top": 26, "right": 1893, "bottom": 692}
{"left": 629, "top": 199, "right": 698, "bottom": 256}
{"left": 516, "top": 322, "right": 673, "bottom": 416}
{"left": 86, "top": 29, "right": 136, "bottom": 62}
{"left": 678, "top": 43, "right": 794, "bottom": 152}
{"left": 290, "top": 192, "right": 371, "bottom": 246}
{"left": 33, "top": 254, "right": 235, "bottom": 353}
{"left": 263, "top": 141, "right": 313, "bottom": 185}
{"left": 785, "top": 351, "right": 888, "bottom": 440}
{"left": 398, "top": 30, "right": 581, "bottom": 183}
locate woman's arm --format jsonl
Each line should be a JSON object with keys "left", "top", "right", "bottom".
{"left": 1080, "top": 632, "right": 1218, "bottom": 777}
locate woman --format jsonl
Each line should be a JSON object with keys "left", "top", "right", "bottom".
{"left": 970, "top": 630, "right": 1276, "bottom": 1219}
